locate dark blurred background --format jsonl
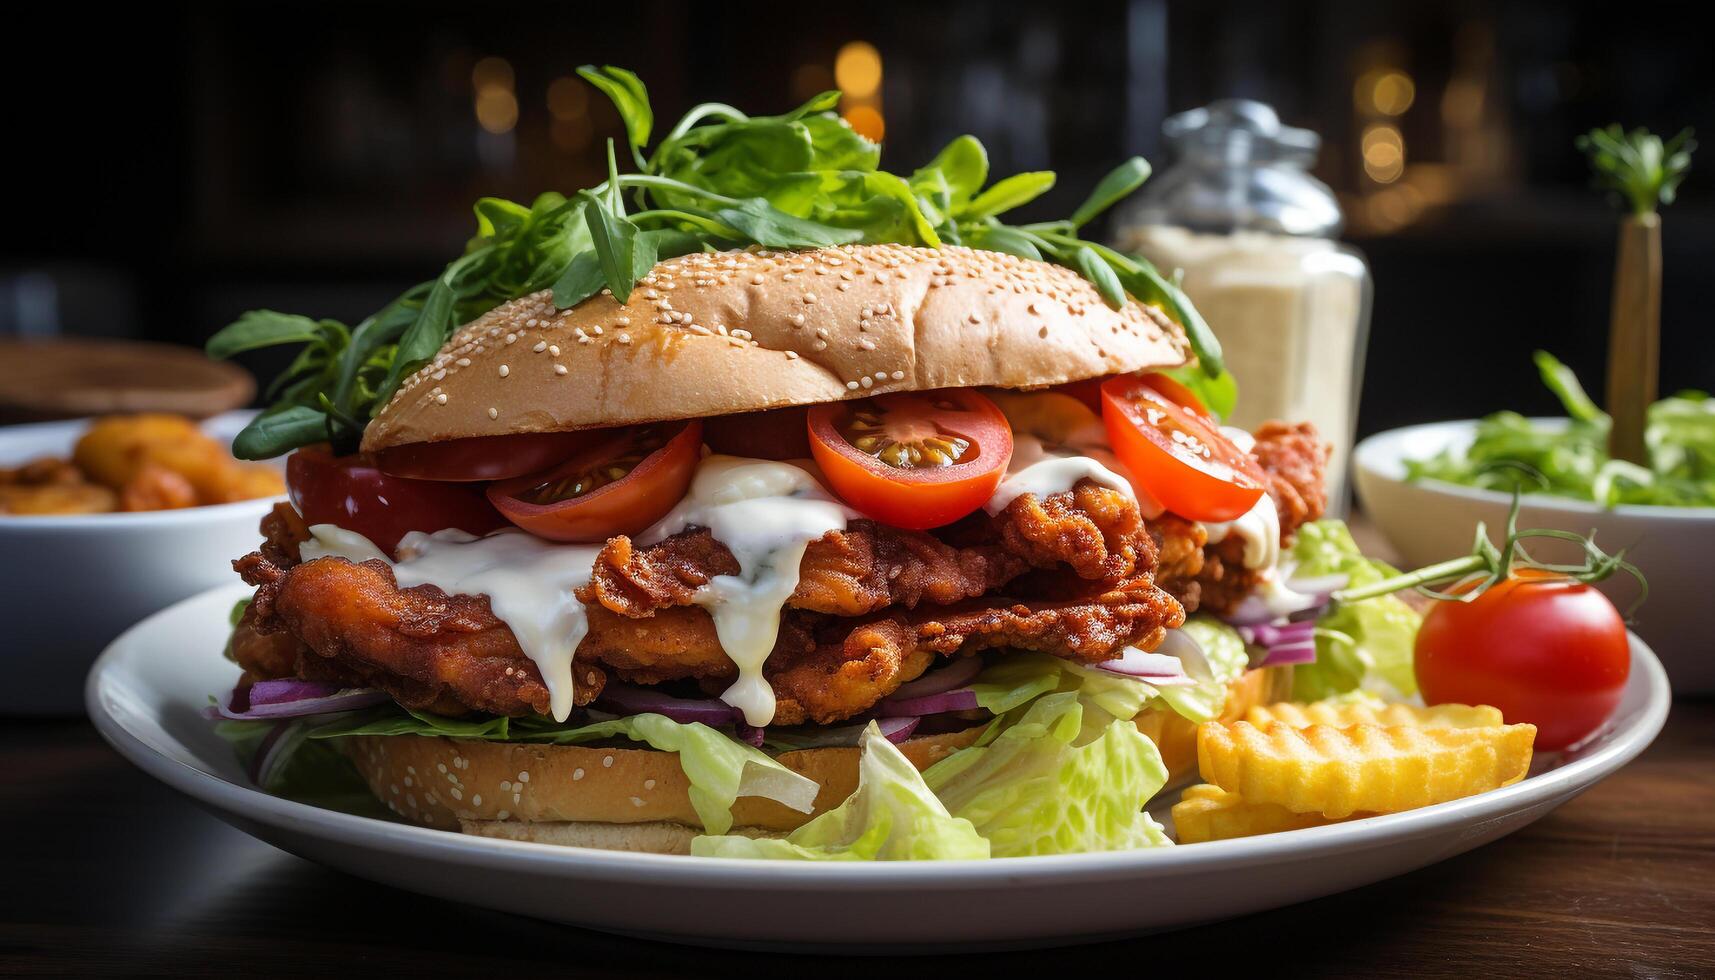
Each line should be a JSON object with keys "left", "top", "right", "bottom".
{"left": 6, "top": 0, "right": 1711, "bottom": 435}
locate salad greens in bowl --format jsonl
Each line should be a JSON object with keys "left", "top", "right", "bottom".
{"left": 1355, "top": 352, "right": 1713, "bottom": 691}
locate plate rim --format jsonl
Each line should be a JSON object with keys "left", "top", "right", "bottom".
{"left": 87, "top": 583, "right": 1672, "bottom": 890}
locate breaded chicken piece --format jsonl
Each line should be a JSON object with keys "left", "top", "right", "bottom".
{"left": 583, "top": 523, "right": 1029, "bottom": 619}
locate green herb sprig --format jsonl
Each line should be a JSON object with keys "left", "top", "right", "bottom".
{"left": 1576, "top": 125, "right": 1696, "bottom": 217}
{"left": 209, "top": 66, "right": 1222, "bottom": 459}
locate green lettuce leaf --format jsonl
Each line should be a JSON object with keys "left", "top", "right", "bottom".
{"left": 691, "top": 723, "right": 989, "bottom": 860}
{"left": 1290, "top": 520, "right": 1422, "bottom": 700}
{"left": 308, "top": 707, "right": 815, "bottom": 834}
{"left": 924, "top": 693, "right": 1171, "bottom": 857}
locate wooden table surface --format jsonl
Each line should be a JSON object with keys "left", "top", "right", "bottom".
{"left": 5, "top": 516, "right": 1714, "bottom": 976}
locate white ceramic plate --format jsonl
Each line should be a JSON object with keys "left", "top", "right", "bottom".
{"left": 88, "top": 584, "right": 1670, "bottom": 952}
{"left": 1354, "top": 419, "right": 1715, "bottom": 692}
{"left": 0, "top": 411, "right": 284, "bottom": 714}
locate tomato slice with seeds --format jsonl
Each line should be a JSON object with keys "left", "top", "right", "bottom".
{"left": 287, "top": 446, "right": 506, "bottom": 557}
{"left": 486, "top": 421, "right": 702, "bottom": 542}
{"left": 1099, "top": 374, "right": 1266, "bottom": 523}
{"left": 806, "top": 390, "right": 1013, "bottom": 530}
{"left": 374, "top": 431, "right": 604, "bottom": 482}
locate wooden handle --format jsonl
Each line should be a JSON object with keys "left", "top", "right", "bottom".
{"left": 1604, "top": 214, "right": 1661, "bottom": 465}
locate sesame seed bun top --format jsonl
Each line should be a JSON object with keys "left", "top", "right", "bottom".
{"left": 362, "top": 243, "right": 1190, "bottom": 452}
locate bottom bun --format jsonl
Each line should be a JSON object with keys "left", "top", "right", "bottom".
{"left": 342, "top": 666, "right": 1290, "bottom": 851}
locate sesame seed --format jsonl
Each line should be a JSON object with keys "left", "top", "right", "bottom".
{"left": 533, "top": 341, "right": 547, "bottom": 353}
{"left": 498, "top": 364, "right": 509, "bottom": 377}
{"left": 602, "top": 756, "right": 615, "bottom": 768}
{"left": 618, "top": 333, "right": 632, "bottom": 344}
{"left": 548, "top": 344, "right": 560, "bottom": 356}
{"left": 592, "top": 325, "right": 603, "bottom": 335}
{"left": 449, "top": 788, "right": 462, "bottom": 801}
{"left": 517, "top": 771, "right": 530, "bottom": 783}
{"left": 472, "top": 794, "right": 483, "bottom": 806}
{"left": 505, "top": 333, "right": 517, "bottom": 344}
{"left": 847, "top": 380, "right": 860, "bottom": 390}
{"left": 891, "top": 370, "right": 905, "bottom": 380}
{"left": 487, "top": 407, "right": 498, "bottom": 420}
{"left": 496, "top": 810, "right": 510, "bottom": 820}
{"left": 434, "top": 393, "right": 448, "bottom": 405}
{"left": 785, "top": 350, "right": 800, "bottom": 360}
{"left": 644, "top": 779, "right": 656, "bottom": 790}
{"left": 630, "top": 796, "right": 646, "bottom": 807}
{"left": 456, "top": 357, "right": 471, "bottom": 367}
{"left": 616, "top": 316, "right": 630, "bottom": 326}
{"left": 860, "top": 376, "right": 874, "bottom": 389}
{"left": 802, "top": 293, "right": 816, "bottom": 304}
{"left": 859, "top": 338, "right": 876, "bottom": 350}
{"left": 572, "top": 768, "right": 585, "bottom": 781}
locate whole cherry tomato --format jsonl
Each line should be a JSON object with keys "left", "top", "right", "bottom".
{"left": 1415, "top": 568, "right": 1630, "bottom": 750}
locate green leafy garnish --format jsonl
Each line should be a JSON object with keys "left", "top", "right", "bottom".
{"left": 1287, "top": 520, "right": 1422, "bottom": 701}
{"left": 207, "top": 69, "right": 1220, "bottom": 459}
{"left": 1576, "top": 125, "right": 1696, "bottom": 217}
{"left": 1406, "top": 351, "right": 1715, "bottom": 507}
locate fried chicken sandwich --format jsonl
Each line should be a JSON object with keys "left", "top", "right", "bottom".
{"left": 208, "top": 69, "right": 1334, "bottom": 859}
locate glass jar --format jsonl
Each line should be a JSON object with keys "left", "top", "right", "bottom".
{"left": 1114, "top": 100, "right": 1371, "bottom": 512}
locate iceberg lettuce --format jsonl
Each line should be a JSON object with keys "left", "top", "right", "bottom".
{"left": 924, "top": 693, "right": 1171, "bottom": 856}
{"left": 690, "top": 722, "right": 989, "bottom": 860}
{"left": 1289, "top": 520, "right": 1421, "bottom": 700}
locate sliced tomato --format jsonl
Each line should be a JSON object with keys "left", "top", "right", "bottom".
{"left": 702, "top": 406, "right": 811, "bottom": 460}
{"left": 1099, "top": 374, "right": 1266, "bottom": 522}
{"left": 286, "top": 446, "right": 506, "bottom": 556}
{"left": 486, "top": 421, "right": 702, "bottom": 542}
{"left": 806, "top": 390, "right": 1013, "bottom": 530}
{"left": 374, "top": 431, "right": 602, "bottom": 482}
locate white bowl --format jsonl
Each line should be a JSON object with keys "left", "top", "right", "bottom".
{"left": 0, "top": 411, "right": 281, "bottom": 715}
{"left": 1354, "top": 419, "right": 1712, "bottom": 692}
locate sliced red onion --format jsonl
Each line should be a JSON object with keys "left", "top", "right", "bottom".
{"left": 1093, "top": 648, "right": 1188, "bottom": 678}
{"left": 247, "top": 679, "right": 345, "bottom": 707}
{"left": 884, "top": 656, "right": 982, "bottom": 702}
{"left": 1258, "top": 640, "right": 1318, "bottom": 667}
{"left": 874, "top": 688, "right": 981, "bottom": 717}
{"left": 1238, "top": 621, "right": 1315, "bottom": 648}
{"left": 595, "top": 684, "right": 741, "bottom": 727}
{"left": 1154, "top": 630, "right": 1214, "bottom": 684}
{"left": 1284, "top": 572, "right": 1350, "bottom": 596}
{"left": 1223, "top": 586, "right": 1329, "bottom": 627}
{"left": 736, "top": 722, "right": 766, "bottom": 748}
{"left": 212, "top": 683, "right": 390, "bottom": 721}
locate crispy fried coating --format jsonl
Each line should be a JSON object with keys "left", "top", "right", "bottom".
{"left": 989, "top": 480, "right": 1155, "bottom": 582}
{"left": 241, "top": 552, "right": 603, "bottom": 718}
{"left": 582, "top": 523, "right": 1029, "bottom": 619}
{"left": 1252, "top": 420, "right": 1330, "bottom": 539}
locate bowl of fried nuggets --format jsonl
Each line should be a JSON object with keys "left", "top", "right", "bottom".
{"left": 1171, "top": 699, "right": 1540, "bottom": 843}
{"left": 0, "top": 411, "right": 284, "bottom": 714}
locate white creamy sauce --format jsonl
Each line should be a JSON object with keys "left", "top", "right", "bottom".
{"left": 985, "top": 430, "right": 1144, "bottom": 515}
{"left": 1201, "top": 491, "right": 1281, "bottom": 571}
{"left": 640, "top": 456, "right": 856, "bottom": 727}
{"left": 301, "top": 525, "right": 600, "bottom": 722}
{"left": 1221, "top": 425, "right": 1257, "bottom": 454}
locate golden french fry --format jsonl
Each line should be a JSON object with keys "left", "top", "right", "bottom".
{"left": 1172, "top": 783, "right": 1358, "bottom": 843}
{"left": 1198, "top": 721, "right": 1536, "bottom": 819}
{"left": 73, "top": 414, "right": 203, "bottom": 488}
{"left": 0, "top": 481, "right": 117, "bottom": 515}
{"left": 1247, "top": 700, "right": 1505, "bottom": 730}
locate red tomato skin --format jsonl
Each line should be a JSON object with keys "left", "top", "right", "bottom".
{"left": 374, "top": 431, "right": 602, "bottom": 482}
{"left": 1415, "top": 571, "right": 1630, "bottom": 751}
{"left": 486, "top": 422, "right": 702, "bottom": 542}
{"left": 805, "top": 391, "right": 1013, "bottom": 530}
{"left": 286, "top": 447, "right": 506, "bottom": 556}
{"left": 1099, "top": 374, "right": 1266, "bottom": 523}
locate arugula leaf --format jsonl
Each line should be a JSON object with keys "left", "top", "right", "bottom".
{"left": 1070, "top": 157, "right": 1152, "bottom": 228}
{"left": 715, "top": 197, "right": 865, "bottom": 248}
{"left": 962, "top": 171, "right": 1056, "bottom": 220}
{"left": 577, "top": 65, "right": 653, "bottom": 157}
{"left": 217, "top": 67, "right": 1223, "bottom": 460}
